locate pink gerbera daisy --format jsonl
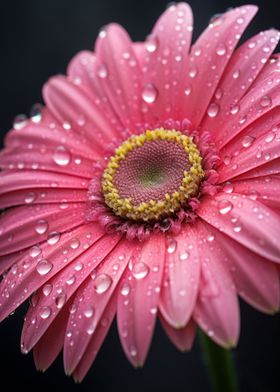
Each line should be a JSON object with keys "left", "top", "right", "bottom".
{"left": 0, "top": 2, "right": 280, "bottom": 383}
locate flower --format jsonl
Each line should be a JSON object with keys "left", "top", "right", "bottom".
{"left": 1, "top": 2, "right": 280, "bottom": 382}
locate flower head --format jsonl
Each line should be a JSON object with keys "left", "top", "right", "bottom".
{"left": 1, "top": 2, "right": 280, "bottom": 382}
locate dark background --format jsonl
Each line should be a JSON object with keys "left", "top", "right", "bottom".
{"left": 0, "top": 0, "right": 280, "bottom": 391}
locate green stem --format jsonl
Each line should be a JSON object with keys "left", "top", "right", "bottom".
{"left": 199, "top": 330, "right": 239, "bottom": 392}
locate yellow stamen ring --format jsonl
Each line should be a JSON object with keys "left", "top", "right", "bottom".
{"left": 102, "top": 128, "right": 204, "bottom": 222}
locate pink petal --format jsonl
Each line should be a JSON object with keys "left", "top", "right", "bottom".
{"left": 198, "top": 194, "right": 280, "bottom": 263}
{"left": 63, "top": 238, "right": 136, "bottom": 374}
{"left": 225, "top": 176, "right": 280, "bottom": 210}
{"left": 207, "top": 225, "right": 280, "bottom": 313}
{"left": 142, "top": 3, "right": 193, "bottom": 122}
{"left": 67, "top": 51, "right": 123, "bottom": 132}
{"left": 0, "top": 251, "right": 24, "bottom": 275}
{"left": 183, "top": 5, "right": 258, "bottom": 127}
{"left": 43, "top": 76, "right": 118, "bottom": 146}
{"left": 193, "top": 222, "right": 240, "bottom": 347}
{"left": 236, "top": 157, "right": 280, "bottom": 180}
{"left": 117, "top": 232, "right": 165, "bottom": 367}
{"left": 0, "top": 202, "right": 86, "bottom": 255}
{"left": 0, "top": 224, "right": 107, "bottom": 323}
{"left": 216, "top": 72, "right": 280, "bottom": 149}
{"left": 159, "top": 225, "right": 200, "bottom": 328}
{"left": 160, "top": 315, "right": 196, "bottom": 352}
{"left": 202, "top": 29, "right": 280, "bottom": 134}
{"left": 5, "top": 108, "right": 96, "bottom": 158}
{"left": 33, "top": 303, "right": 70, "bottom": 371}
{"left": 21, "top": 232, "right": 119, "bottom": 353}
{"left": 0, "top": 148, "right": 94, "bottom": 179}
{"left": 218, "top": 122, "right": 280, "bottom": 182}
{"left": 0, "top": 188, "right": 87, "bottom": 209}
{"left": 72, "top": 296, "right": 117, "bottom": 382}
{"left": 95, "top": 24, "right": 142, "bottom": 129}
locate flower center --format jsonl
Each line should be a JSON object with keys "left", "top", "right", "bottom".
{"left": 102, "top": 129, "right": 204, "bottom": 222}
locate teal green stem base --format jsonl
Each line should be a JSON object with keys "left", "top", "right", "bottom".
{"left": 199, "top": 330, "right": 239, "bottom": 392}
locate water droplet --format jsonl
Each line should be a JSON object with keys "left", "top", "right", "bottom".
{"left": 39, "top": 306, "right": 52, "bottom": 319}
{"left": 218, "top": 199, "right": 233, "bottom": 215}
{"left": 236, "top": 17, "right": 244, "bottom": 25}
{"left": 207, "top": 234, "right": 215, "bottom": 242}
{"left": 216, "top": 44, "right": 227, "bottom": 56}
{"left": 260, "top": 95, "right": 272, "bottom": 108}
{"left": 83, "top": 307, "right": 94, "bottom": 318}
{"left": 97, "top": 63, "right": 108, "bottom": 78}
{"left": 232, "top": 69, "right": 240, "bottom": 79}
{"left": 47, "top": 232, "right": 60, "bottom": 245}
{"left": 150, "top": 307, "right": 157, "bottom": 315}
{"left": 36, "top": 259, "right": 53, "bottom": 276}
{"left": 167, "top": 238, "right": 177, "bottom": 254}
{"left": 241, "top": 135, "right": 255, "bottom": 148}
{"left": 230, "top": 104, "right": 240, "bottom": 115}
{"left": 70, "top": 238, "right": 80, "bottom": 249}
{"left": 233, "top": 224, "right": 242, "bottom": 233}
{"left": 179, "top": 252, "right": 189, "bottom": 261}
{"left": 30, "top": 104, "right": 43, "bottom": 123}
{"left": 207, "top": 103, "right": 220, "bottom": 118}
{"left": 142, "top": 83, "right": 158, "bottom": 104}
{"left": 62, "top": 121, "right": 72, "bottom": 130}
{"left": 24, "top": 192, "right": 36, "bottom": 204}
{"left": 223, "top": 182, "right": 234, "bottom": 194}
{"left": 189, "top": 66, "right": 198, "bottom": 78}
{"left": 132, "top": 262, "right": 150, "bottom": 280}
{"left": 35, "top": 219, "right": 49, "bottom": 235}
{"left": 145, "top": 35, "right": 158, "bottom": 53}
{"left": 74, "top": 262, "right": 83, "bottom": 271}
{"left": 94, "top": 273, "right": 112, "bottom": 294}
{"left": 29, "top": 245, "right": 41, "bottom": 258}
{"left": 69, "top": 303, "right": 77, "bottom": 314}
{"left": 55, "top": 293, "right": 66, "bottom": 309}
{"left": 42, "top": 283, "right": 53, "bottom": 296}
{"left": 130, "top": 347, "right": 137, "bottom": 357}
{"left": 53, "top": 146, "right": 71, "bottom": 166}
{"left": 215, "top": 88, "right": 223, "bottom": 100}
{"left": 209, "top": 13, "right": 223, "bottom": 28}
{"left": 120, "top": 282, "right": 131, "bottom": 296}
{"left": 13, "top": 114, "right": 28, "bottom": 130}
{"left": 265, "top": 131, "right": 276, "bottom": 143}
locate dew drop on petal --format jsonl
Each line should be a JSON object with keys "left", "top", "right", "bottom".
{"left": 53, "top": 146, "right": 71, "bottom": 166}
{"left": 36, "top": 259, "right": 53, "bottom": 276}
{"left": 265, "top": 131, "right": 276, "bottom": 143}
{"left": 142, "top": 83, "right": 158, "bottom": 104}
{"left": 184, "top": 86, "right": 192, "bottom": 96}
{"left": 145, "top": 35, "right": 158, "bottom": 53}
{"left": 132, "top": 262, "right": 150, "bottom": 280}
{"left": 207, "top": 103, "right": 220, "bottom": 118}
{"left": 189, "top": 66, "right": 198, "bottom": 78}
{"left": 230, "top": 104, "right": 240, "bottom": 115}
{"left": 232, "top": 70, "right": 240, "bottom": 79}
{"left": 260, "top": 95, "right": 272, "bottom": 108}
{"left": 216, "top": 44, "right": 227, "bottom": 56}
{"left": 55, "top": 293, "right": 66, "bottom": 309}
{"left": 13, "top": 114, "right": 28, "bottom": 130}
{"left": 120, "top": 282, "right": 131, "bottom": 296}
{"left": 70, "top": 238, "right": 80, "bottom": 249}
{"left": 42, "top": 283, "right": 53, "bottom": 296}
{"left": 66, "top": 275, "right": 76, "bottom": 285}
{"left": 218, "top": 199, "right": 233, "bottom": 215}
{"left": 179, "top": 252, "right": 189, "bottom": 261}
{"left": 241, "top": 135, "right": 255, "bottom": 148}
{"left": 223, "top": 182, "right": 234, "bottom": 194}
{"left": 35, "top": 219, "right": 49, "bottom": 235}
{"left": 166, "top": 238, "right": 177, "bottom": 254}
{"left": 47, "top": 232, "right": 61, "bottom": 245}
{"left": 30, "top": 104, "right": 43, "bottom": 123}
{"left": 24, "top": 192, "right": 36, "bottom": 204}
{"left": 29, "top": 245, "right": 41, "bottom": 258}
{"left": 94, "top": 273, "right": 112, "bottom": 294}
{"left": 83, "top": 307, "right": 94, "bottom": 318}
{"left": 97, "top": 63, "right": 108, "bottom": 79}
{"left": 39, "top": 306, "right": 52, "bottom": 319}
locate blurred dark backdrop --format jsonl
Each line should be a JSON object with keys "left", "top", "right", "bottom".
{"left": 0, "top": 1, "right": 280, "bottom": 391}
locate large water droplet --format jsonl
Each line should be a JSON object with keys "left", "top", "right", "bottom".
{"left": 70, "top": 238, "right": 80, "bottom": 249}
{"left": 207, "top": 103, "right": 220, "bottom": 118}
{"left": 36, "top": 259, "right": 53, "bottom": 276}
{"left": 29, "top": 245, "right": 41, "bottom": 258}
{"left": 39, "top": 306, "right": 52, "bottom": 319}
{"left": 83, "top": 307, "right": 94, "bottom": 318}
{"left": 42, "top": 283, "right": 53, "bottom": 296}
{"left": 230, "top": 104, "right": 240, "bottom": 115}
{"left": 265, "top": 131, "right": 276, "bottom": 143}
{"left": 216, "top": 44, "right": 227, "bottom": 56}
{"left": 218, "top": 199, "right": 233, "bottom": 215}
{"left": 260, "top": 95, "right": 272, "bottom": 108}
{"left": 24, "top": 192, "right": 36, "bottom": 204}
{"left": 132, "top": 262, "right": 150, "bottom": 280}
{"left": 30, "top": 104, "right": 43, "bottom": 123}
{"left": 94, "top": 273, "right": 112, "bottom": 294}
{"left": 53, "top": 146, "right": 71, "bottom": 166}
{"left": 47, "top": 232, "right": 61, "bottom": 245}
{"left": 241, "top": 135, "right": 255, "bottom": 148}
{"left": 55, "top": 293, "right": 66, "bottom": 309}
{"left": 35, "top": 219, "right": 49, "bottom": 235}
{"left": 142, "top": 83, "right": 158, "bottom": 104}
